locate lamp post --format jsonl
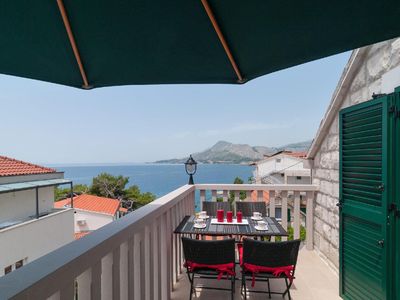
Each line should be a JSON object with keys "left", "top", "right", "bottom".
{"left": 184, "top": 155, "right": 197, "bottom": 185}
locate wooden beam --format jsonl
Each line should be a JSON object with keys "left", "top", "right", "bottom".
{"left": 200, "top": 0, "right": 244, "bottom": 83}
{"left": 56, "top": 0, "right": 91, "bottom": 89}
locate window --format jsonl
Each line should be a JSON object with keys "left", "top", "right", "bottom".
{"left": 4, "top": 265, "right": 12, "bottom": 275}
{"left": 276, "top": 158, "right": 281, "bottom": 163}
{"left": 296, "top": 176, "right": 302, "bottom": 180}
{"left": 15, "top": 260, "right": 23, "bottom": 269}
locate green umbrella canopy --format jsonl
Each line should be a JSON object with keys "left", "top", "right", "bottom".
{"left": 1, "top": 0, "right": 400, "bottom": 89}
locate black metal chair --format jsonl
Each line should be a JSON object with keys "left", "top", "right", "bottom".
{"left": 235, "top": 201, "right": 267, "bottom": 217}
{"left": 202, "top": 201, "right": 231, "bottom": 216}
{"left": 182, "top": 237, "right": 236, "bottom": 300}
{"left": 240, "top": 238, "right": 301, "bottom": 299}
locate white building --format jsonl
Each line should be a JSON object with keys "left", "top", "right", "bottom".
{"left": 0, "top": 156, "right": 74, "bottom": 277}
{"left": 55, "top": 193, "right": 121, "bottom": 239}
{"left": 254, "top": 151, "right": 311, "bottom": 184}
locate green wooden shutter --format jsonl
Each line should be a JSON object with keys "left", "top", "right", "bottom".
{"left": 393, "top": 88, "right": 400, "bottom": 300}
{"left": 339, "top": 96, "right": 391, "bottom": 300}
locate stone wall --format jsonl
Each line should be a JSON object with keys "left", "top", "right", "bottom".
{"left": 311, "top": 38, "right": 400, "bottom": 271}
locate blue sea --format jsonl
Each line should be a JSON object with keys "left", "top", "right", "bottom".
{"left": 54, "top": 164, "right": 254, "bottom": 206}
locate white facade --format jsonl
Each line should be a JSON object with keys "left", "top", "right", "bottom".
{"left": 74, "top": 209, "right": 116, "bottom": 233}
{"left": 0, "top": 172, "right": 74, "bottom": 277}
{"left": 0, "top": 208, "right": 74, "bottom": 276}
{"left": 0, "top": 187, "right": 55, "bottom": 223}
{"left": 254, "top": 154, "right": 310, "bottom": 184}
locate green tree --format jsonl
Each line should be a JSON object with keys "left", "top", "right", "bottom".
{"left": 90, "top": 173, "right": 129, "bottom": 198}
{"left": 54, "top": 184, "right": 89, "bottom": 201}
{"left": 54, "top": 173, "right": 156, "bottom": 212}
{"left": 229, "top": 177, "right": 247, "bottom": 203}
{"left": 124, "top": 185, "right": 156, "bottom": 208}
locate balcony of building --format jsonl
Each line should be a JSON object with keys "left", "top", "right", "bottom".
{"left": 0, "top": 183, "right": 341, "bottom": 300}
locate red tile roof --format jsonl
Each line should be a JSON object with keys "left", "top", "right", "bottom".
{"left": 55, "top": 194, "right": 120, "bottom": 216}
{"left": 287, "top": 152, "right": 307, "bottom": 158}
{"left": 263, "top": 151, "right": 307, "bottom": 159}
{"left": 119, "top": 207, "right": 128, "bottom": 213}
{"left": 0, "top": 156, "right": 56, "bottom": 177}
{"left": 74, "top": 232, "right": 91, "bottom": 240}
{"left": 54, "top": 199, "right": 71, "bottom": 208}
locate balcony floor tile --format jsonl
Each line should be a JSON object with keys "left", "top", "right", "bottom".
{"left": 172, "top": 247, "right": 341, "bottom": 300}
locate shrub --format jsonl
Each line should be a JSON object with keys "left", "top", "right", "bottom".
{"left": 275, "top": 225, "right": 306, "bottom": 242}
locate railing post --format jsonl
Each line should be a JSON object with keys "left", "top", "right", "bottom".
{"left": 293, "top": 191, "right": 301, "bottom": 240}
{"left": 212, "top": 190, "right": 217, "bottom": 201}
{"left": 102, "top": 253, "right": 113, "bottom": 300}
{"left": 60, "top": 281, "right": 74, "bottom": 300}
{"left": 306, "top": 191, "right": 314, "bottom": 250}
{"left": 200, "top": 190, "right": 205, "bottom": 210}
{"left": 257, "top": 190, "right": 263, "bottom": 202}
{"left": 152, "top": 219, "right": 160, "bottom": 300}
{"left": 77, "top": 269, "right": 91, "bottom": 300}
{"left": 234, "top": 191, "right": 239, "bottom": 203}
{"left": 269, "top": 191, "right": 276, "bottom": 218}
{"left": 112, "top": 247, "right": 121, "bottom": 300}
{"left": 91, "top": 261, "right": 102, "bottom": 300}
{"left": 128, "top": 238, "right": 135, "bottom": 300}
{"left": 281, "top": 191, "right": 288, "bottom": 242}
{"left": 269, "top": 191, "right": 276, "bottom": 242}
{"left": 222, "top": 190, "right": 228, "bottom": 202}
{"left": 144, "top": 226, "right": 151, "bottom": 300}
{"left": 120, "top": 242, "right": 129, "bottom": 300}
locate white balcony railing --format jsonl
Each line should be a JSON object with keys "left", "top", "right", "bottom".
{"left": 195, "top": 184, "right": 318, "bottom": 249}
{"left": 0, "top": 183, "right": 317, "bottom": 300}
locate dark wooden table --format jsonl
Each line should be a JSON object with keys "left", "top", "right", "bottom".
{"left": 174, "top": 215, "right": 288, "bottom": 237}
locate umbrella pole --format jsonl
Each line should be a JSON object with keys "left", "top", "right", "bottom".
{"left": 200, "top": 0, "right": 244, "bottom": 83}
{"left": 56, "top": 0, "right": 91, "bottom": 89}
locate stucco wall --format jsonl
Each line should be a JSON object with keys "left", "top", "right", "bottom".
{"left": 74, "top": 210, "right": 115, "bottom": 233}
{"left": 0, "top": 208, "right": 74, "bottom": 276}
{"left": 311, "top": 38, "right": 400, "bottom": 271}
{"left": 255, "top": 155, "right": 307, "bottom": 183}
{"left": 0, "top": 187, "right": 56, "bottom": 223}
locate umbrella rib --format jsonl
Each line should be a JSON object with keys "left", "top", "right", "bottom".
{"left": 200, "top": 0, "right": 244, "bottom": 83}
{"left": 56, "top": 0, "right": 90, "bottom": 89}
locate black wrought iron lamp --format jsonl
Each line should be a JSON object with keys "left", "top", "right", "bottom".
{"left": 184, "top": 155, "right": 197, "bottom": 185}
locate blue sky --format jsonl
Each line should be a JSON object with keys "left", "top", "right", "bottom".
{"left": 0, "top": 52, "right": 350, "bottom": 164}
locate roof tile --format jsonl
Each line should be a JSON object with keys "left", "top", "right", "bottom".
{"left": 0, "top": 156, "right": 56, "bottom": 177}
{"left": 55, "top": 194, "right": 120, "bottom": 216}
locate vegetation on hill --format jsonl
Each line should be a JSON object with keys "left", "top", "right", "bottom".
{"left": 156, "top": 140, "right": 312, "bottom": 164}
{"left": 55, "top": 173, "right": 156, "bottom": 211}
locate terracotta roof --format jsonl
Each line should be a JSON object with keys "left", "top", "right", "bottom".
{"left": 74, "top": 232, "right": 91, "bottom": 240}
{"left": 0, "top": 156, "right": 56, "bottom": 177}
{"left": 55, "top": 194, "right": 120, "bottom": 216}
{"left": 261, "top": 151, "right": 307, "bottom": 161}
{"left": 251, "top": 190, "right": 270, "bottom": 204}
{"left": 286, "top": 152, "right": 307, "bottom": 158}
{"left": 54, "top": 198, "right": 71, "bottom": 209}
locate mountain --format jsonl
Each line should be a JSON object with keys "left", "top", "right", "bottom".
{"left": 275, "top": 141, "right": 312, "bottom": 152}
{"left": 155, "top": 140, "right": 312, "bottom": 164}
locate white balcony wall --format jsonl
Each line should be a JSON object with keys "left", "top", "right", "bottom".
{"left": 0, "top": 208, "right": 74, "bottom": 276}
{"left": 0, "top": 187, "right": 55, "bottom": 223}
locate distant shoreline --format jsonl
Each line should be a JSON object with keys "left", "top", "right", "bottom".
{"left": 45, "top": 161, "right": 249, "bottom": 168}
